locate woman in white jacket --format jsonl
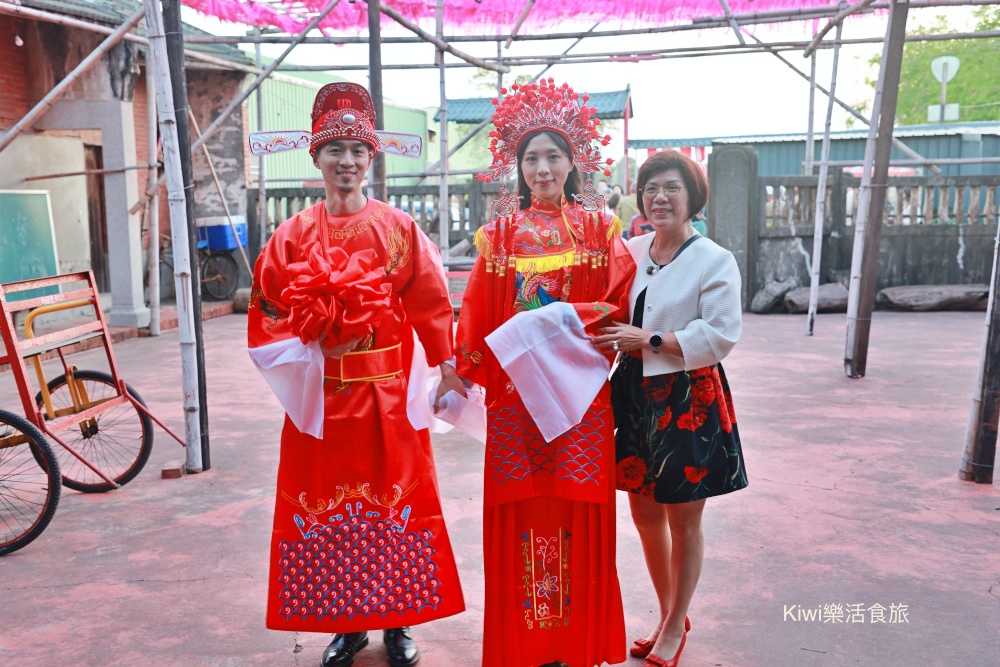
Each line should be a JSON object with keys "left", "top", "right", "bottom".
{"left": 593, "top": 150, "right": 748, "bottom": 667}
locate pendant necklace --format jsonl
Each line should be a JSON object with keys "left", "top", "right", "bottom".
{"left": 647, "top": 244, "right": 670, "bottom": 275}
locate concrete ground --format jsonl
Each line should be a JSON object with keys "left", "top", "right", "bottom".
{"left": 0, "top": 311, "right": 997, "bottom": 667}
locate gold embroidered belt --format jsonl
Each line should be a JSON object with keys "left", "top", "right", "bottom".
{"left": 324, "top": 343, "right": 403, "bottom": 383}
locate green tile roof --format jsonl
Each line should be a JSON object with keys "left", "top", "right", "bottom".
{"left": 435, "top": 86, "right": 632, "bottom": 124}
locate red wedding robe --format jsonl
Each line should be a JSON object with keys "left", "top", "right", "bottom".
{"left": 248, "top": 199, "right": 465, "bottom": 633}
{"left": 456, "top": 195, "right": 635, "bottom": 667}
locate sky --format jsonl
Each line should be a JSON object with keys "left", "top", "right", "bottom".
{"left": 181, "top": 5, "right": 981, "bottom": 150}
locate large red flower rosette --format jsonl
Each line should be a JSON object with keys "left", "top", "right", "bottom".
{"left": 281, "top": 241, "right": 391, "bottom": 347}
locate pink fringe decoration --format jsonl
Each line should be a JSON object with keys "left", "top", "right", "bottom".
{"left": 181, "top": 0, "right": 838, "bottom": 35}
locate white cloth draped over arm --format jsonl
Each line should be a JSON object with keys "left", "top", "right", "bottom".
{"left": 248, "top": 337, "right": 325, "bottom": 438}
{"left": 406, "top": 329, "right": 455, "bottom": 435}
{"left": 673, "top": 251, "right": 743, "bottom": 370}
{"left": 485, "top": 302, "right": 610, "bottom": 442}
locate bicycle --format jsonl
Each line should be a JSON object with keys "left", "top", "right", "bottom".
{"left": 160, "top": 234, "right": 240, "bottom": 302}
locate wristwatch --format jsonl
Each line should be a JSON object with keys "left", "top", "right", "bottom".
{"left": 649, "top": 331, "right": 663, "bottom": 354}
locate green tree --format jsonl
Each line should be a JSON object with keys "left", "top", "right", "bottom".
{"left": 857, "top": 12, "right": 1000, "bottom": 124}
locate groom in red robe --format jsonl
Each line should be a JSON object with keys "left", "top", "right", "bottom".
{"left": 248, "top": 83, "right": 466, "bottom": 667}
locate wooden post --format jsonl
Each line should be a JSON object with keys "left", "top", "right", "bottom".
{"left": 505, "top": 0, "right": 537, "bottom": 49}
{"left": 807, "top": 4, "right": 844, "bottom": 335}
{"left": 844, "top": 0, "right": 910, "bottom": 378}
{"left": 436, "top": 0, "right": 449, "bottom": 259}
{"left": 623, "top": 98, "right": 631, "bottom": 195}
{"left": 368, "top": 0, "right": 387, "bottom": 203}
{"left": 960, "top": 227, "right": 1000, "bottom": 483}
{"left": 254, "top": 27, "right": 268, "bottom": 259}
{"left": 146, "top": 56, "right": 161, "bottom": 337}
{"left": 804, "top": 31, "right": 817, "bottom": 176}
{"left": 163, "top": 0, "right": 210, "bottom": 470}
{"left": 143, "top": 0, "right": 202, "bottom": 469}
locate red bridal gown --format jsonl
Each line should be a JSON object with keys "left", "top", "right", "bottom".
{"left": 248, "top": 198, "right": 465, "bottom": 633}
{"left": 456, "top": 194, "right": 635, "bottom": 667}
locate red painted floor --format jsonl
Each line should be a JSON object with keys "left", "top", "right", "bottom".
{"left": 0, "top": 311, "right": 997, "bottom": 667}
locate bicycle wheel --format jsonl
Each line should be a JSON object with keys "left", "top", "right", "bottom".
{"left": 34, "top": 370, "right": 153, "bottom": 493}
{"left": 0, "top": 408, "right": 61, "bottom": 556}
{"left": 201, "top": 251, "right": 239, "bottom": 301}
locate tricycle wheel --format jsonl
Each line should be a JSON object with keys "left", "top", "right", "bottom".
{"left": 34, "top": 370, "right": 153, "bottom": 493}
{"left": 0, "top": 408, "right": 61, "bottom": 556}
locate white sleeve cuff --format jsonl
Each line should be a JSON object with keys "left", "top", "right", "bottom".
{"left": 248, "top": 337, "right": 325, "bottom": 438}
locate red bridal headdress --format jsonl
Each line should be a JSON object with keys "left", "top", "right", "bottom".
{"left": 477, "top": 78, "right": 613, "bottom": 184}
{"left": 309, "top": 83, "right": 380, "bottom": 156}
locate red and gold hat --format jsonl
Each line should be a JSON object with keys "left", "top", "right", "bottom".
{"left": 477, "top": 78, "right": 613, "bottom": 184}
{"left": 309, "top": 83, "right": 380, "bottom": 156}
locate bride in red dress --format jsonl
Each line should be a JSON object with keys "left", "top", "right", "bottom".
{"left": 454, "top": 79, "right": 635, "bottom": 667}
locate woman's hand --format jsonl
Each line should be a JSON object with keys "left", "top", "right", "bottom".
{"left": 319, "top": 336, "right": 359, "bottom": 359}
{"left": 593, "top": 323, "right": 650, "bottom": 353}
{"left": 434, "top": 363, "right": 467, "bottom": 413}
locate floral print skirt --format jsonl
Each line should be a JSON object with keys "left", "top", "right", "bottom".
{"left": 611, "top": 354, "right": 748, "bottom": 504}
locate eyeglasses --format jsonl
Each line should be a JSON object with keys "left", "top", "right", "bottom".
{"left": 639, "top": 184, "right": 684, "bottom": 197}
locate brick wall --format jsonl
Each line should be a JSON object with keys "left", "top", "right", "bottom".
{"left": 0, "top": 16, "right": 33, "bottom": 129}
{"left": 133, "top": 69, "right": 152, "bottom": 201}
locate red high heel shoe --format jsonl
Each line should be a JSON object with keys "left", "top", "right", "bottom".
{"left": 644, "top": 631, "right": 686, "bottom": 667}
{"left": 629, "top": 617, "right": 690, "bottom": 658}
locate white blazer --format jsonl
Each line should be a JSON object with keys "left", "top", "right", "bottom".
{"left": 625, "top": 233, "right": 743, "bottom": 376}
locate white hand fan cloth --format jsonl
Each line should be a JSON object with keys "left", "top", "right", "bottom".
{"left": 485, "top": 302, "right": 609, "bottom": 442}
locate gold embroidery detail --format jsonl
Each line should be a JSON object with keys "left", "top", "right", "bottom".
{"left": 458, "top": 343, "right": 483, "bottom": 366}
{"left": 521, "top": 528, "right": 572, "bottom": 630}
{"left": 384, "top": 224, "right": 412, "bottom": 275}
{"left": 327, "top": 202, "right": 389, "bottom": 240}
{"left": 249, "top": 280, "right": 284, "bottom": 324}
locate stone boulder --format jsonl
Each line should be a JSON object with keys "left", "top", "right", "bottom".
{"left": 750, "top": 279, "right": 798, "bottom": 314}
{"left": 875, "top": 284, "right": 989, "bottom": 311}
{"left": 784, "top": 283, "right": 849, "bottom": 314}
{"left": 232, "top": 287, "right": 252, "bottom": 313}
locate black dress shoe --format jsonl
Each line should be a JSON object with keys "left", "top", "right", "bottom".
{"left": 383, "top": 627, "right": 419, "bottom": 667}
{"left": 539, "top": 663, "right": 569, "bottom": 667}
{"left": 321, "top": 631, "right": 369, "bottom": 667}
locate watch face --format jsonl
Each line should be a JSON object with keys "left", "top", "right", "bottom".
{"left": 650, "top": 334, "right": 663, "bottom": 348}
